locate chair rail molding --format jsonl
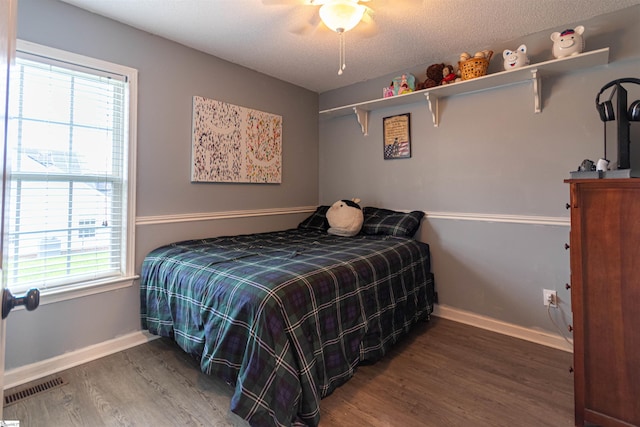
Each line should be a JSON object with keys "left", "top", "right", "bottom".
{"left": 136, "top": 206, "right": 317, "bottom": 226}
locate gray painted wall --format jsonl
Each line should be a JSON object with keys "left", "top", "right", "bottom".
{"left": 7, "top": 0, "right": 319, "bottom": 370}
{"left": 319, "top": 6, "right": 640, "bottom": 334}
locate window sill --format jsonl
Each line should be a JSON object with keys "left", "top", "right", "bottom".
{"left": 9, "top": 275, "right": 139, "bottom": 312}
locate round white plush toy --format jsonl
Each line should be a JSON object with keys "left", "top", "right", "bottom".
{"left": 326, "top": 198, "right": 364, "bottom": 237}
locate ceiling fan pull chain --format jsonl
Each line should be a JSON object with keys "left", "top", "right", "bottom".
{"left": 341, "top": 31, "right": 346, "bottom": 73}
{"left": 338, "top": 28, "right": 345, "bottom": 75}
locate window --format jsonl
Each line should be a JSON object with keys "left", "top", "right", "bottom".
{"left": 78, "top": 219, "right": 97, "bottom": 239}
{"left": 6, "top": 41, "right": 137, "bottom": 296}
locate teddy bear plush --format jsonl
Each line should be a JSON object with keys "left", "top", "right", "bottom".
{"left": 417, "top": 63, "right": 445, "bottom": 89}
{"left": 326, "top": 198, "right": 364, "bottom": 237}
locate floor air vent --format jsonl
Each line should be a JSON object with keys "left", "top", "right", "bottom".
{"left": 4, "top": 376, "right": 68, "bottom": 407}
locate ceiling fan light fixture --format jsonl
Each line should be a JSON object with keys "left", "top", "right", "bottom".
{"left": 319, "top": 0, "right": 366, "bottom": 33}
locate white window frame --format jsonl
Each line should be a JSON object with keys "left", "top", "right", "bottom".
{"left": 5, "top": 40, "right": 138, "bottom": 305}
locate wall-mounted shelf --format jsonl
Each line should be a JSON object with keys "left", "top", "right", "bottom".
{"left": 319, "top": 47, "right": 610, "bottom": 133}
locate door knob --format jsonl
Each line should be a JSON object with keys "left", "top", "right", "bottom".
{"left": 2, "top": 288, "right": 40, "bottom": 319}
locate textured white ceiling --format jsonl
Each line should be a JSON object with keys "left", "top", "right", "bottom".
{"left": 59, "top": 0, "right": 640, "bottom": 93}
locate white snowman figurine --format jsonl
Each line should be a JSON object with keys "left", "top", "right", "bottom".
{"left": 550, "top": 26, "right": 585, "bottom": 59}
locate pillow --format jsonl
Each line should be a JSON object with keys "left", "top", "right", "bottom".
{"left": 361, "top": 207, "right": 424, "bottom": 238}
{"left": 297, "top": 205, "right": 330, "bottom": 232}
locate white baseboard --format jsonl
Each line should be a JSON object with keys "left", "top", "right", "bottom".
{"left": 3, "top": 331, "right": 159, "bottom": 390}
{"left": 432, "top": 304, "right": 573, "bottom": 353}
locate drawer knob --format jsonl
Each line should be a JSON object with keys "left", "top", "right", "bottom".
{"left": 566, "top": 203, "right": 571, "bottom": 209}
{"left": 564, "top": 243, "right": 570, "bottom": 250}
{"left": 565, "top": 283, "right": 571, "bottom": 290}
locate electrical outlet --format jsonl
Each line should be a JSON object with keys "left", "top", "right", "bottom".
{"left": 543, "top": 289, "right": 557, "bottom": 307}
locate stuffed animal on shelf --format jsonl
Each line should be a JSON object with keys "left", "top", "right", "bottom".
{"left": 326, "top": 198, "right": 364, "bottom": 237}
{"left": 417, "top": 63, "right": 446, "bottom": 89}
{"left": 550, "top": 26, "right": 585, "bottom": 58}
{"left": 503, "top": 44, "right": 530, "bottom": 70}
{"left": 441, "top": 64, "right": 460, "bottom": 84}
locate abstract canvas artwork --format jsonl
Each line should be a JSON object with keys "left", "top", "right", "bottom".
{"left": 191, "top": 96, "right": 282, "bottom": 183}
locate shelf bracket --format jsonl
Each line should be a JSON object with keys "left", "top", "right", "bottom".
{"left": 531, "top": 69, "right": 541, "bottom": 113}
{"left": 353, "top": 107, "right": 369, "bottom": 135}
{"left": 425, "top": 92, "right": 439, "bottom": 127}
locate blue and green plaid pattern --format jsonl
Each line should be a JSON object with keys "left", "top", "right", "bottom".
{"left": 297, "top": 206, "right": 330, "bottom": 232}
{"left": 361, "top": 207, "right": 425, "bottom": 238}
{"left": 141, "top": 229, "right": 434, "bottom": 427}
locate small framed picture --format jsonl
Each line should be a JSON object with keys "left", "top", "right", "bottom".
{"left": 383, "top": 113, "right": 411, "bottom": 159}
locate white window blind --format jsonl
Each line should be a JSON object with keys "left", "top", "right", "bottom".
{"left": 6, "top": 42, "right": 137, "bottom": 295}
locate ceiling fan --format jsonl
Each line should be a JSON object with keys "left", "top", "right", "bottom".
{"left": 263, "top": 0, "right": 376, "bottom": 34}
{"left": 262, "top": 0, "right": 379, "bottom": 75}
{"left": 263, "top": 0, "right": 422, "bottom": 75}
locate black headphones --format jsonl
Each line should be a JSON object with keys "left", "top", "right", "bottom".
{"left": 596, "top": 77, "right": 640, "bottom": 122}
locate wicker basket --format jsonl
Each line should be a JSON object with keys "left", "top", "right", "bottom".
{"left": 458, "top": 51, "right": 493, "bottom": 81}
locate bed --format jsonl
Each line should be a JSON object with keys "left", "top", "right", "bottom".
{"left": 140, "top": 206, "right": 435, "bottom": 427}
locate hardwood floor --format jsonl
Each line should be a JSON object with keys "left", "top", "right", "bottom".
{"left": 3, "top": 317, "right": 574, "bottom": 426}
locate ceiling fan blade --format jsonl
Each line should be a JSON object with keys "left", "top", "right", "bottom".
{"left": 290, "top": 21, "right": 320, "bottom": 35}
{"left": 289, "top": 6, "right": 324, "bottom": 35}
{"left": 357, "top": 8, "right": 378, "bottom": 37}
{"left": 308, "top": 11, "right": 321, "bottom": 27}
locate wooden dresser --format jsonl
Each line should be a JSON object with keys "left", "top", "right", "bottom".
{"left": 565, "top": 179, "right": 640, "bottom": 427}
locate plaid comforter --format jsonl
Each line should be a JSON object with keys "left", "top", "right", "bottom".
{"left": 140, "top": 229, "right": 434, "bottom": 427}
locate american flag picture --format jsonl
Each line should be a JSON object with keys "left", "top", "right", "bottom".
{"left": 383, "top": 113, "right": 411, "bottom": 159}
{"left": 384, "top": 138, "right": 410, "bottom": 158}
